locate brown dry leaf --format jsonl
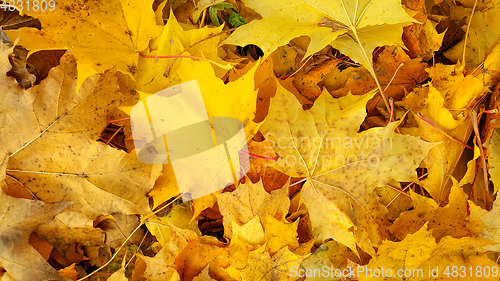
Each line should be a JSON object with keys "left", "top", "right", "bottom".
{"left": 176, "top": 238, "right": 228, "bottom": 281}
{"left": 326, "top": 46, "right": 428, "bottom": 101}
{"left": 245, "top": 138, "right": 289, "bottom": 193}
{"left": 402, "top": 0, "right": 445, "bottom": 59}
{"left": 291, "top": 56, "right": 339, "bottom": 104}
{"left": 254, "top": 57, "right": 277, "bottom": 123}
{"left": 0, "top": 190, "right": 71, "bottom": 281}
{"left": 58, "top": 263, "right": 79, "bottom": 280}
{"left": 28, "top": 232, "right": 53, "bottom": 261}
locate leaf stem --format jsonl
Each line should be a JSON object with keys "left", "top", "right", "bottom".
{"left": 416, "top": 112, "right": 473, "bottom": 150}
{"left": 238, "top": 150, "right": 280, "bottom": 161}
{"left": 160, "top": 27, "right": 237, "bottom": 77}
{"left": 461, "top": 0, "right": 479, "bottom": 70}
{"left": 350, "top": 28, "right": 391, "bottom": 116}
{"left": 138, "top": 53, "right": 230, "bottom": 77}
{"left": 76, "top": 194, "right": 183, "bottom": 281}
{"left": 469, "top": 110, "right": 490, "bottom": 210}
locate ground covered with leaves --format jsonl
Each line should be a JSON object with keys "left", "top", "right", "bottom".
{"left": 2, "top": 0, "right": 500, "bottom": 280}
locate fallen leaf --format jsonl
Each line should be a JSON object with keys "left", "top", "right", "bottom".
{"left": 390, "top": 178, "right": 474, "bottom": 241}
{"left": 135, "top": 12, "right": 231, "bottom": 93}
{"left": 224, "top": 0, "right": 416, "bottom": 71}
{"left": 327, "top": 46, "right": 428, "bottom": 101}
{"left": 468, "top": 194, "right": 500, "bottom": 252}
{"left": 137, "top": 220, "right": 196, "bottom": 281}
{"left": 260, "top": 84, "right": 434, "bottom": 255}
{"left": 245, "top": 138, "right": 289, "bottom": 193}
{"left": 299, "top": 240, "right": 354, "bottom": 281}
{"left": 1, "top": 45, "right": 161, "bottom": 249}
{"left": 238, "top": 245, "right": 308, "bottom": 281}
{"left": 176, "top": 237, "right": 228, "bottom": 281}
{"left": 5, "top": 0, "right": 164, "bottom": 89}
{"left": 444, "top": 4, "right": 500, "bottom": 69}
{"left": 402, "top": 2, "right": 445, "bottom": 60}
{"left": 360, "top": 223, "right": 499, "bottom": 281}
{"left": 0, "top": 190, "right": 71, "bottom": 281}
{"left": 488, "top": 128, "right": 500, "bottom": 194}
{"left": 291, "top": 56, "right": 339, "bottom": 103}
{"left": 217, "top": 178, "right": 290, "bottom": 239}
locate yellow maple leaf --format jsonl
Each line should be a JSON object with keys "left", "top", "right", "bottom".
{"left": 224, "top": 0, "right": 416, "bottom": 71}
{"left": 216, "top": 178, "right": 290, "bottom": 239}
{"left": 360, "top": 223, "right": 498, "bottom": 281}
{"left": 487, "top": 128, "right": 500, "bottom": 194}
{"left": 231, "top": 216, "right": 266, "bottom": 246}
{"left": 135, "top": 12, "right": 232, "bottom": 93}
{"left": 136, "top": 218, "right": 198, "bottom": 280}
{"left": 0, "top": 190, "right": 71, "bottom": 280}
{"left": 138, "top": 59, "right": 261, "bottom": 215}
{"left": 468, "top": 195, "right": 500, "bottom": 252}
{"left": 299, "top": 240, "right": 353, "bottom": 281}
{"left": 260, "top": 84, "right": 434, "bottom": 255}
{"left": 397, "top": 63, "right": 489, "bottom": 204}
{"left": 5, "top": 0, "right": 163, "bottom": 90}
{"left": 444, "top": 4, "right": 500, "bottom": 69}
{"left": 389, "top": 178, "right": 474, "bottom": 241}
{"left": 236, "top": 245, "right": 308, "bottom": 281}
{"left": 0, "top": 44, "right": 161, "bottom": 249}
{"left": 145, "top": 204, "right": 201, "bottom": 247}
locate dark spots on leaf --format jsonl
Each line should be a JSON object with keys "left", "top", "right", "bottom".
{"left": 128, "top": 64, "right": 136, "bottom": 74}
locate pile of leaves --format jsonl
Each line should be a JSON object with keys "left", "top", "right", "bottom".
{"left": 2, "top": 0, "right": 500, "bottom": 280}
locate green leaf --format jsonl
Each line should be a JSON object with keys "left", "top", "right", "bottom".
{"left": 228, "top": 12, "right": 247, "bottom": 27}
{"left": 209, "top": 3, "right": 237, "bottom": 26}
